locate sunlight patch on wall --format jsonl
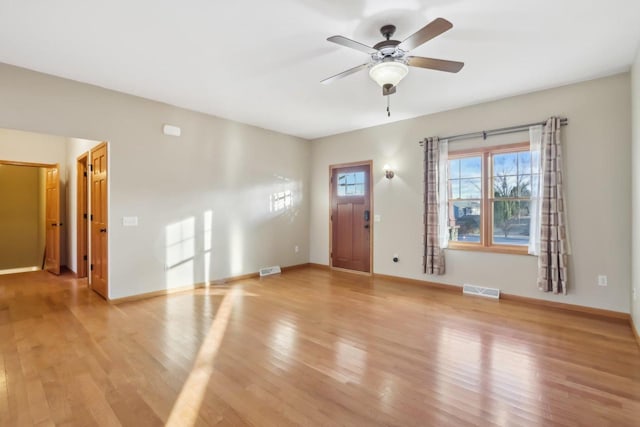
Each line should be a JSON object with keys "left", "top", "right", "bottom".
{"left": 229, "top": 222, "right": 244, "bottom": 276}
{"left": 203, "top": 210, "right": 213, "bottom": 285}
{"left": 165, "top": 216, "right": 195, "bottom": 288}
{"left": 270, "top": 190, "right": 292, "bottom": 213}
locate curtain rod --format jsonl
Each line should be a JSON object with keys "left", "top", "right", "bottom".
{"left": 418, "top": 118, "right": 569, "bottom": 145}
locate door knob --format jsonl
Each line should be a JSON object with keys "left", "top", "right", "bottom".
{"left": 364, "top": 224, "right": 370, "bottom": 229}
{"left": 100, "top": 228, "right": 107, "bottom": 233}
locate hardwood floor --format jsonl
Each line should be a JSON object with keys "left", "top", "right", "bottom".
{"left": 0, "top": 268, "right": 639, "bottom": 426}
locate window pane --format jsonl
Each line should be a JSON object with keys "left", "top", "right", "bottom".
{"left": 460, "top": 156, "right": 482, "bottom": 178}
{"left": 449, "top": 179, "right": 460, "bottom": 199}
{"left": 347, "top": 174, "right": 355, "bottom": 185}
{"left": 518, "top": 175, "right": 531, "bottom": 197}
{"left": 449, "top": 201, "right": 481, "bottom": 243}
{"left": 518, "top": 151, "right": 531, "bottom": 174}
{"left": 460, "top": 178, "right": 481, "bottom": 199}
{"left": 337, "top": 172, "right": 365, "bottom": 196}
{"left": 493, "top": 175, "right": 518, "bottom": 198}
{"left": 492, "top": 201, "right": 529, "bottom": 246}
{"left": 449, "top": 159, "right": 460, "bottom": 179}
{"left": 493, "top": 153, "right": 517, "bottom": 176}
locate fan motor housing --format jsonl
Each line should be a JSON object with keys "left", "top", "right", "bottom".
{"left": 373, "top": 40, "right": 402, "bottom": 58}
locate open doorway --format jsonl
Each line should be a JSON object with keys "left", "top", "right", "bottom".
{"left": 0, "top": 160, "right": 60, "bottom": 274}
{"left": 0, "top": 128, "right": 107, "bottom": 296}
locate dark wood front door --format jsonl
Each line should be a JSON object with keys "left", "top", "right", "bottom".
{"left": 330, "top": 163, "right": 371, "bottom": 273}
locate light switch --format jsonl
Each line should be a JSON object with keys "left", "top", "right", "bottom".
{"left": 374, "top": 214, "right": 381, "bottom": 223}
{"left": 122, "top": 216, "right": 138, "bottom": 227}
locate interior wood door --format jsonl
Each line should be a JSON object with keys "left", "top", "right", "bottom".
{"left": 91, "top": 144, "right": 108, "bottom": 298}
{"left": 45, "top": 166, "right": 61, "bottom": 275}
{"left": 77, "top": 154, "right": 88, "bottom": 278}
{"left": 330, "top": 163, "right": 371, "bottom": 272}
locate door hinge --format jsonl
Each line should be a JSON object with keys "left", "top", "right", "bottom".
{"left": 89, "top": 164, "right": 93, "bottom": 172}
{"left": 83, "top": 171, "right": 87, "bottom": 177}
{"left": 83, "top": 213, "right": 87, "bottom": 219}
{"left": 90, "top": 214, "right": 94, "bottom": 221}
{"left": 90, "top": 264, "right": 94, "bottom": 271}
{"left": 83, "top": 255, "right": 87, "bottom": 261}
{"left": 330, "top": 215, "right": 333, "bottom": 221}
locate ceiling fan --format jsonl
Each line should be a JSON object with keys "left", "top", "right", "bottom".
{"left": 321, "top": 18, "right": 464, "bottom": 98}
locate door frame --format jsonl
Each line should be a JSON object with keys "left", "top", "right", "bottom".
{"left": 76, "top": 153, "right": 89, "bottom": 279}
{"left": 328, "top": 160, "right": 374, "bottom": 275}
{"left": 0, "top": 160, "right": 55, "bottom": 168}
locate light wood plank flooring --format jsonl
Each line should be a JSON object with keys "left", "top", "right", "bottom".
{"left": 0, "top": 268, "right": 639, "bottom": 426}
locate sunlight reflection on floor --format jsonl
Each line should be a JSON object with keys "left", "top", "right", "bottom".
{"left": 165, "top": 287, "right": 240, "bottom": 427}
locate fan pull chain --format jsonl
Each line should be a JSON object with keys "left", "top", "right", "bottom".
{"left": 386, "top": 95, "right": 391, "bottom": 117}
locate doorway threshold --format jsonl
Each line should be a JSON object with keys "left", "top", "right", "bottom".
{"left": 0, "top": 266, "right": 41, "bottom": 275}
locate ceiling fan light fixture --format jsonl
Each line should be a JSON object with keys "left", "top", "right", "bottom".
{"left": 369, "top": 61, "right": 409, "bottom": 88}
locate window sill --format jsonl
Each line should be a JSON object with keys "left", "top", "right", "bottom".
{"left": 446, "top": 243, "right": 531, "bottom": 256}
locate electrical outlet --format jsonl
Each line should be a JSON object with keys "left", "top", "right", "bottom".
{"left": 597, "top": 275, "right": 608, "bottom": 287}
{"left": 294, "top": 245, "right": 299, "bottom": 253}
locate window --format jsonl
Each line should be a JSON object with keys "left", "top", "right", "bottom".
{"left": 337, "top": 171, "right": 365, "bottom": 196}
{"left": 447, "top": 143, "right": 536, "bottom": 254}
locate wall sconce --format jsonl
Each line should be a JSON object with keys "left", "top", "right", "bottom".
{"left": 383, "top": 164, "right": 395, "bottom": 179}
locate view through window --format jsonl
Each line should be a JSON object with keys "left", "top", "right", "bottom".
{"left": 447, "top": 143, "right": 536, "bottom": 252}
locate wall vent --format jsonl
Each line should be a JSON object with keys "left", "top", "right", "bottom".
{"left": 259, "top": 265, "right": 281, "bottom": 277}
{"left": 463, "top": 284, "right": 500, "bottom": 299}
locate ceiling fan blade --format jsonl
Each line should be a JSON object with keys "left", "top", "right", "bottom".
{"left": 407, "top": 56, "right": 464, "bottom": 73}
{"left": 327, "top": 35, "right": 378, "bottom": 55}
{"left": 320, "top": 63, "right": 370, "bottom": 85}
{"left": 398, "top": 18, "right": 453, "bottom": 52}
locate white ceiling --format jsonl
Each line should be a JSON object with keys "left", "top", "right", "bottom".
{"left": 1, "top": 0, "right": 639, "bottom": 140}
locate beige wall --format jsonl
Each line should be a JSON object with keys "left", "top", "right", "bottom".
{"left": 0, "top": 164, "right": 44, "bottom": 269}
{"left": 311, "top": 73, "right": 632, "bottom": 313}
{"left": 0, "top": 63, "right": 311, "bottom": 299}
{"left": 631, "top": 51, "right": 640, "bottom": 332}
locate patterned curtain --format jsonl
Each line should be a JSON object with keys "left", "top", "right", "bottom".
{"left": 537, "top": 117, "right": 569, "bottom": 294}
{"left": 423, "top": 137, "right": 445, "bottom": 275}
